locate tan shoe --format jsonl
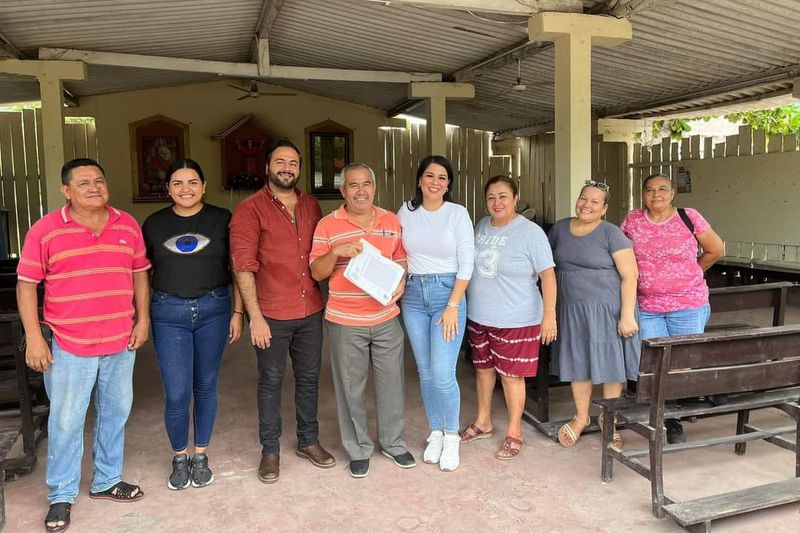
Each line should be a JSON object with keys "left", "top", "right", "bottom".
{"left": 258, "top": 453, "right": 280, "bottom": 484}
{"left": 296, "top": 443, "right": 336, "bottom": 468}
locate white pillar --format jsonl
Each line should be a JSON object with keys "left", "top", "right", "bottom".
{"left": 0, "top": 60, "right": 86, "bottom": 212}
{"left": 408, "top": 82, "right": 475, "bottom": 155}
{"left": 530, "top": 13, "right": 631, "bottom": 219}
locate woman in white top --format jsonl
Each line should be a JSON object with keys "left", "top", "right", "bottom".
{"left": 397, "top": 155, "right": 474, "bottom": 472}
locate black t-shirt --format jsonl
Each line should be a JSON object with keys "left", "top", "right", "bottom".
{"left": 142, "top": 203, "right": 233, "bottom": 298}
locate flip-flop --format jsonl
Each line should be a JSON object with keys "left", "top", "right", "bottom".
{"left": 459, "top": 423, "right": 493, "bottom": 443}
{"left": 496, "top": 436, "right": 523, "bottom": 460}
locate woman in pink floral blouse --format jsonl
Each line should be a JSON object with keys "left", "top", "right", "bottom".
{"left": 620, "top": 173, "right": 724, "bottom": 443}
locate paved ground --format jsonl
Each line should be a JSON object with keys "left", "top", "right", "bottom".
{"left": 4, "top": 306, "right": 799, "bottom": 532}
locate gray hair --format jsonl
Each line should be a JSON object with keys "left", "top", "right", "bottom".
{"left": 340, "top": 163, "right": 376, "bottom": 187}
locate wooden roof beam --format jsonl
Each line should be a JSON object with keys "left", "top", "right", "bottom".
{"left": 38, "top": 47, "right": 442, "bottom": 83}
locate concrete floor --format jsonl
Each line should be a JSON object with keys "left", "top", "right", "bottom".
{"left": 4, "top": 306, "right": 800, "bottom": 532}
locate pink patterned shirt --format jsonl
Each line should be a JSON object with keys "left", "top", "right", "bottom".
{"left": 620, "top": 208, "right": 710, "bottom": 313}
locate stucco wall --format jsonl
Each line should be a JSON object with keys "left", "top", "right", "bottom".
{"left": 673, "top": 150, "right": 800, "bottom": 246}
{"left": 69, "top": 80, "right": 393, "bottom": 221}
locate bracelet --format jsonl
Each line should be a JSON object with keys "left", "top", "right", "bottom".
{"left": 232, "top": 310, "right": 245, "bottom": 315}
{"left": 446, "top": 302, "right": 459, "bottom": 309}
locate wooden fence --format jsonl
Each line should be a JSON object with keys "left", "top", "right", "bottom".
{"left": 0, "top": 109, "right": 97, "bottom": 255}
{"left": 377, "top": 123, "right": 510, "bottom": 224}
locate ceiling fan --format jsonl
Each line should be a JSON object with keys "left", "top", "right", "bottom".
{"left": 494, "top": 58, "right": 553, "bottom": 97}
{"left": 227, "top": 80, "right": 297, "bottom": 101}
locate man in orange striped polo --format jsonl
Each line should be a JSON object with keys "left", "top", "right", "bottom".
{"left": 309, "top": 163, "right": 414, "bottom": 478}
{"left": 17, "top": 158, "right": 151, "bottom": 532}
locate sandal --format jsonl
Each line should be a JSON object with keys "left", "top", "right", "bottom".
{"left": 45, "top": 502, "right": 71, "bottom": 533}
{"left": 598, "top": 413, "right": 624, "bottom": 449}
{"left": 459, "top": 423, "right": 493, "bottom": 443}
{"left": 89, "top": 481, "right": 144, "bottom": 502}
{"left": 496, "top": 436, "right": 523, "bottom": 460}
{"left": 558, "top": 416, "right": 589, "bottom": 448}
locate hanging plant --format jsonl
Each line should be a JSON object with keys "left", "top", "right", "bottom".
{"left": 725, "top": 105, "right": 800, "bottom": 135}
{"left": 652, "top": 119, "right": 692, "bottom": 141}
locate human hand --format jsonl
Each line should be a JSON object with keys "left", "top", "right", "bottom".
{"left": 128, "top": 318, "right": 150, "bottom": 350}
{"left": 25, "top": 335, "right": 52, "bottom": 373}
{"left": 436, "top": 306, "right": 460, "bottom": 342}
{"left": 332, "top": 241, "right": 363, "bottom": 258}
{"left": 229, "top": 313, "right": 243, "bottom": 344}
{"left": 250, "top": 315, "right": 272, "bottom": 349}
{"left": 540, "top": 311, "right": 557, "bottom": 345}
{"left": 617, "top": 316, "right": 639, "bottom": 339}
{"left": 389, "top": 276, "right": 406, "bottom": 305}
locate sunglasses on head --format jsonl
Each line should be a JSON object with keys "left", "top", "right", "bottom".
{"left": 584, "top": 180, "right": 610, "bottom": 191}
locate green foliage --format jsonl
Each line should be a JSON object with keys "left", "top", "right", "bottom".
{"left": 725, "top": 105, "right": 800, "bottom": 135}
{"left": 652, "top": 119, "right": 692, "bottom": 141}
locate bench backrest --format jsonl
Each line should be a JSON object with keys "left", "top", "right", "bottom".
{"left": 708, "top": 281, "right": 793, "bottom": 326}
{"left": 637, "top": 325, "right": 800, "bottom": 404}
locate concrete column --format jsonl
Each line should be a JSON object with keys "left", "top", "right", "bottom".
{"left": 408, "top": 82, "right": 474, "bottom": 155}
{"left": 0, "top": 60, "right": 86, "bottom": 212}
{"left": 38, "top": 73, "right": 71, "bottom": 212}
{"left": 530, "top": 13, "right": 631, "bottom": 219}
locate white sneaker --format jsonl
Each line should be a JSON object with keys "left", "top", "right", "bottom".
{"left": 423, "top": 430, "right": 444, "bottom": 464}
{"left": 439, "top": 432, "right": 460, "bottom": 472}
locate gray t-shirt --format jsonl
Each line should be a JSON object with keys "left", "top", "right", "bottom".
{"left": 467, "top": 215, "right": 555, "bottom": 328}
{"left": 548, "top": 219, "right": 631, "bottom": 271}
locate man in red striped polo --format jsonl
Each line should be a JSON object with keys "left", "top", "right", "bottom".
{"left": 16, "top": 158, "right": 150, "bottom": 532}
{"left": 309, "top": 163, "right": 414, "bottom": 478}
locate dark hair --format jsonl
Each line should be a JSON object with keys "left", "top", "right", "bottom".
{"left": 166, "top": 158, "right": 206, "bottom": 186}
{"left": 642, "top": 172, "right": 673, "bottom": 190}
{"left": 484, "top": 175, "right": 517, "bottom": 197}
{"left": 407, "top": 155, "right": 455, "bottom": 211}
{"left": 266, "top": 139, "right": 302, "bottom": 165}
{"left": 61, "top": 158, "right": 106, "bottom": 185}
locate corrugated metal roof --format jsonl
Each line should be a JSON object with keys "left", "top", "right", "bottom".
{"left": 1, "top": 0, "right": 798, "bottom": 132}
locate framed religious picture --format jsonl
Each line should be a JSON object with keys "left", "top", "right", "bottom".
{"left": 129, "top": 115, "right": 190, "bottom": 202}
{"left": 212, "top": 114, "right": 281, "bottom": 191}
{"left": 305, "top": 120, "right": 354, "bottom": 199}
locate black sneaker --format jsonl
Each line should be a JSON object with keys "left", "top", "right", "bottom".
{"left": 190, "top": 453, "right": 214, "bottom": 488}
{"left": 349, "top": 459, "right": 370, "bottom": 478}
{"left": 168, "top": 453, "right": 190, "bottom": 490}
{"left": 665, "top": 419, "right": 686, "bottom": 444}
{"left": 380, "top": 449, "right": 417, "bottom": 469}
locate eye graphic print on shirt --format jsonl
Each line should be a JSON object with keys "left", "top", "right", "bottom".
{"left": 162, "top": 233, "right": 211, "bottom": 255}
{"left": 475, "top": 234, "right": 509, "bottom": 278}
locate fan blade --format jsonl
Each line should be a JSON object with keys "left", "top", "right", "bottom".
{"left": 495, "top": 87, "right": 512, "bottom": 97}
{"left": 257, "top": 92, "right": 297, "bottom": 96}
{"left": 227, "top": 84, "right": 250, "bottom": 93}
{"left": 236, "top": 94, "right": 250, "bottom": 101}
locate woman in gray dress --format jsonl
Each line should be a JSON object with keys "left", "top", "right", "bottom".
{"left": 549, "top": 181, "right": 640, "bottom": 448}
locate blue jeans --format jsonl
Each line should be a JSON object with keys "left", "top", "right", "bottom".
{"left": 44, "top": 338, "right": 135, "bottom": 504}
{"left": 639, "top": 303, "right": 711, "bottom": 339}
{"left": 401, "top": 273, "right": 466, "bottom": 433}
{"left": 151, "top": 286, "right": 231, "bottom": 451}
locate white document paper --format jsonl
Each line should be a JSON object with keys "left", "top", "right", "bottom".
{"left": 343, "top": 238, "right": 405, "bottom": 306}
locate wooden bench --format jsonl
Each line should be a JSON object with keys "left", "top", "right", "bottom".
{"left": 523, "top": 281, "right": 795, "bottom": 439}
{"left": 0, "top": 427, "right": 21, "bottom": 531}
{"left": 0, "top": 314, "right": 48, "bottom": 478}
{"left": 594, "top": 325, "right": 800, "bottom": 531}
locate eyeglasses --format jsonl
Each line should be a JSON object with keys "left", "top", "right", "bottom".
{"left": 584, "top": 180, "right": 610, "bottom": 191}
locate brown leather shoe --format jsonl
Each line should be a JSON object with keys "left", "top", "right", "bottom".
{"left": 258, "top": 453, "right": 280, "bottom": 484}
{"left": 295, "top": 443, "right": 336, "bottom": 469}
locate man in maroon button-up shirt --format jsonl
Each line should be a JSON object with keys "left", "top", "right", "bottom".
{"left": 230, "top": 140, "right": 336, "bottom": 484}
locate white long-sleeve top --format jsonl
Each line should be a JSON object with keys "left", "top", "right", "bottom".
{"left": 397, "top": 201, "right": 475, "bottom": 280}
